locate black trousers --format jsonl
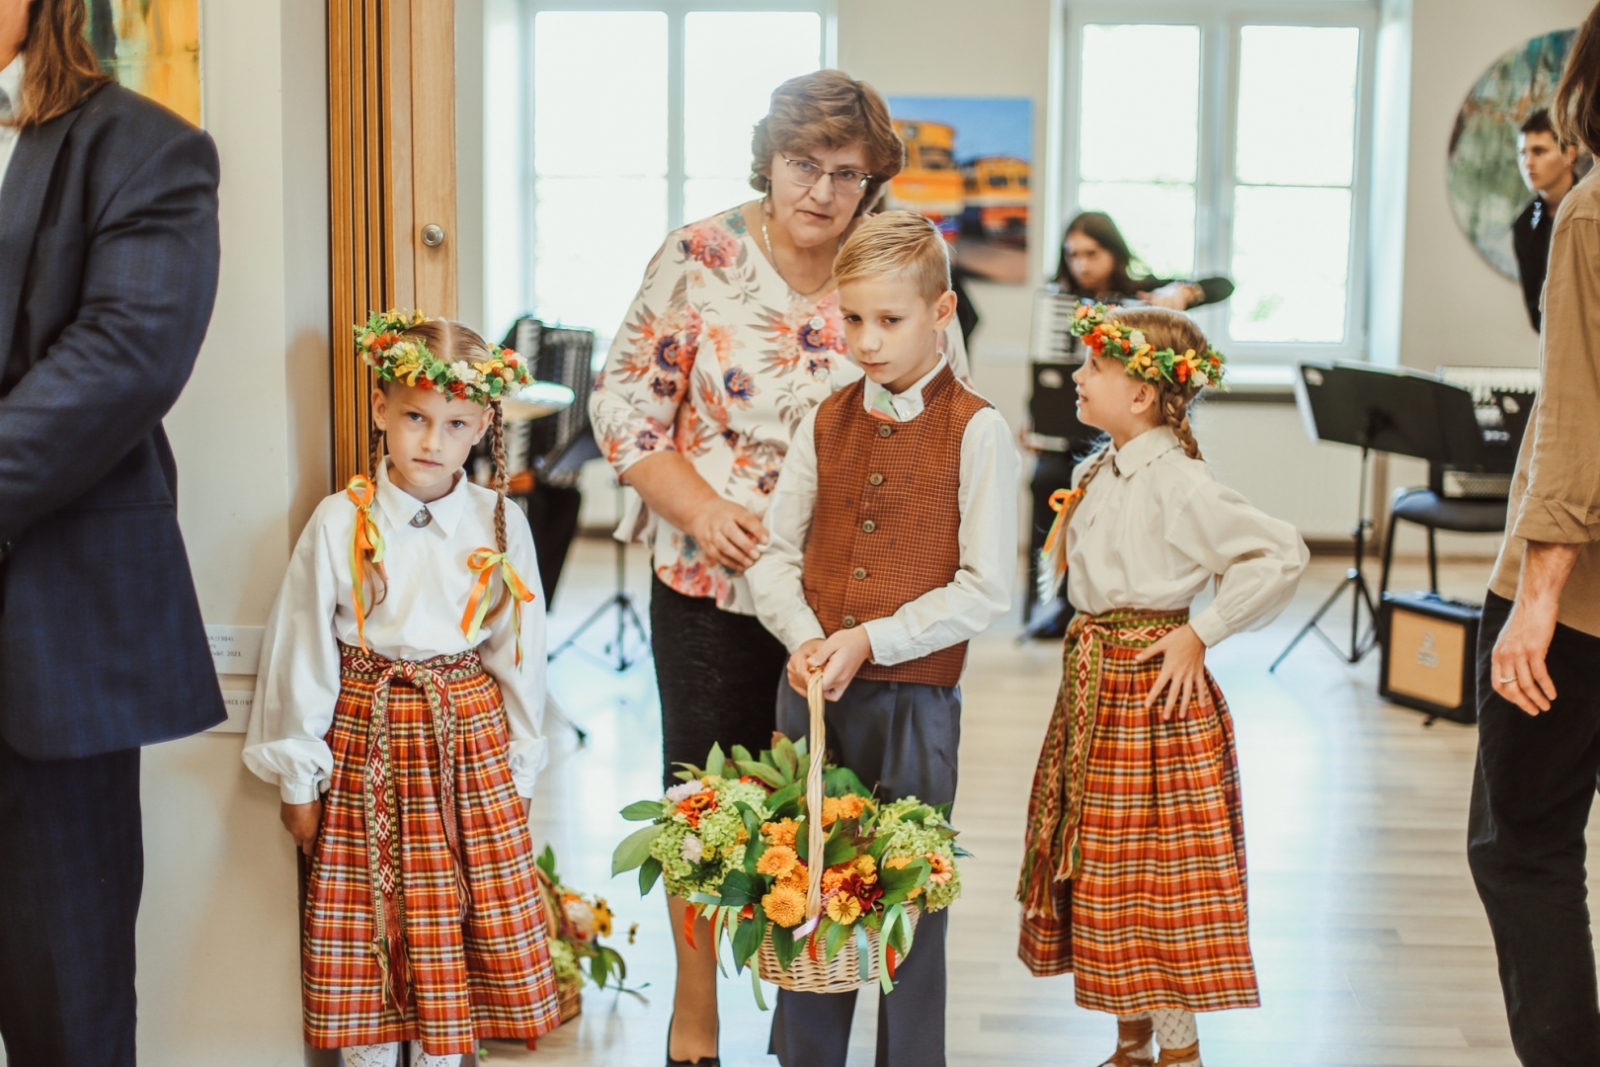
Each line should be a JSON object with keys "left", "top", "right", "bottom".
{"left": 0, "top": 737, "right": 143, "bottom": 1067}
{"left": 1468, "top": 591, "right": 1600, "bottom": 1067}
{"left": 649, "top": 575, "right": 788, "bottom": 789}
{"left": 768, "top": 679, "right": 960, "bottom": 1067}
{"left": 1027, "top": 451, "right": 1076, "bottom": 634}
{"left": 523, "top": 482, "right": 582, "bottom": 604}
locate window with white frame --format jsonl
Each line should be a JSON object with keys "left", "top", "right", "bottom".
{"left": 1062, "top": 1, "right": 1375, "bottom": 361}
{"left": 484, "top": 1, "right": 828, "bottom": 346}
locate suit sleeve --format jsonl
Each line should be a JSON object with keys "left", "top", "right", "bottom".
{"left": 0, "top": 125, "right": 221, "bottom": 541}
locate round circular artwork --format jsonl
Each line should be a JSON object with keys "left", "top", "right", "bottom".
{"left": 1447, "top": 28, "right": 1586, "bottom": 279}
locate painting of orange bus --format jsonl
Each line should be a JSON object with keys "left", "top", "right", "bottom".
{"left": 887, "top": 96, "right": 1033, "bottom": 284}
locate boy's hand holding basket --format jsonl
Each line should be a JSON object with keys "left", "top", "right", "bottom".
{"left": 612, "top": 674, "right": 965, "bottom": 1004}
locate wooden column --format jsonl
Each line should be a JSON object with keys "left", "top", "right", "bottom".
{"left": 328, "top": 0, "right": 458, "bottom": 487}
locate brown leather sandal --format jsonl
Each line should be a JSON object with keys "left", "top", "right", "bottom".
{"left": 1154, "top": 1040, "right": 1200, "bottom": 1066}
{"left": 1098, "top": 1015, "right": 1155, "bottom": 1067}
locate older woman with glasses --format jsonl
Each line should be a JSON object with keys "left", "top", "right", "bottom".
{"left": 591, "top": 69, "right": 968, "bottom": 1067}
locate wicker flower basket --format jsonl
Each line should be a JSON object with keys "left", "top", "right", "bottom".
{"left": 754, "top": 673, "right": 920, "bottom": 993}
{"left": 557, "top": 981, "right": 583, "bottom": 1024}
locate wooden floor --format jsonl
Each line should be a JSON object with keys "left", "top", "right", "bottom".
{"left": 487, "top": 538, "right": 1590, "bottom": 1067}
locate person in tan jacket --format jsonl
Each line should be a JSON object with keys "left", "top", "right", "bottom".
{"left": 1468, "top": 8, "right": 1600, "bottom": 1065}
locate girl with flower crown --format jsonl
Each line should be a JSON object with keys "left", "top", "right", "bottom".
{"left": 1016, "top": 305, "right": 1308, "bottom": 1067}
{"left": 243, "top": 313, "right": 560, "bottom": 1067}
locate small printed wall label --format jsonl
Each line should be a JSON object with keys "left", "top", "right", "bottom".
{"left": 210, "top": 689, "right": 255, "bottom": 734}
{"left": 207, "top": 625, "right": 265, "bottom": 675}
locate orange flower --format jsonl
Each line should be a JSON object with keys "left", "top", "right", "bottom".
{"left": 762, "top": 819, "right": 799, "bottom": 847}
{"left": 677, "top": 791, "right": 717, "bottom": 828}
{"left": 821, "top": 794, "right": 868, "bottom": 827}
{"left": 926, "top": 852, "right": 953, "bottom": 885}
{"left": 756, "top": 845, "right": 799, "bottom": 879}
{"left": 883, "top": 855, "right": 913, "bottom": 871}
{"left": 779, "top": 861, "right": 809, "bottom": 892}
{"left": 762, "top": 885, "right": 807, "bottom": 928}
{"left": 822, "top": 867, "right": 850, "bottom": 894}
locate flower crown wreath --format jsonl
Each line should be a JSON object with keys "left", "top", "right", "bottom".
{"left": 1069, "top": 303, "right": 1227, "bottom": 391}
{"left": 355, "top": 309, "right": 535, "bottom": 405}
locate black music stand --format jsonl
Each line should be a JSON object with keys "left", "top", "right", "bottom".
{"left": 548, "top": 482, "right": 651, "bottom": 673}
{"left": 1271, "top": 363, "right": 1464, "bottom": 671}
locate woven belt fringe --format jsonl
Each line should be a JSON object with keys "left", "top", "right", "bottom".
{"left": 339, "top": 642, "right": 481, "bottom": 1012}
{"left": 1017, "top": 608, "right": 1190, "bottom": 919}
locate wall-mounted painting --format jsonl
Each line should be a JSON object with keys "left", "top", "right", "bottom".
{"left": 84, "top": 0, "right": 201, "bottom": 127}
{"left": 884, "top": 95, "right": 1033, "bottom": 284}
{"left": 1447, "top": 28, "right": 1587, "bottom": 279}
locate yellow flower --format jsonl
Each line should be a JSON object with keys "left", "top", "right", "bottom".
{"left": 735, "top": 825, "right": 750, "bottom": 845}
{"left": 756, "top": 845, "right": 799, "bottom": 879}
{"left": 883, "top": 855, "right": 913, "bottom": 871}
{"left": 851, "top": 854, "right": 878, "bottom": 885}
{"left": 762, "top": 819, "right": 799, "bottom": 848}
{"left": 762, "top": 885, "right": 807, "bottom": 928}
{"left": 821, "top": 794, "right": 867, "bottom": 827}
{"left": 703, "top": 844, "right": 717, "bottom": 861}
{"left": 592, "top": 897, "right": 614, "bottom": 938}
{"left": 826, "top": 893, "right": 863, "bottom": 925}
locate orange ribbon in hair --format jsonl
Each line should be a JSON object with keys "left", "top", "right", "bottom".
{"left": 1041, "top": 486, "right": 1085, "bottom": 557}
{"left": 346, "top": 476, "right": 387, "bottom": 651}
{"left": 461, "top": 548, "right": 537, "bottom": 665}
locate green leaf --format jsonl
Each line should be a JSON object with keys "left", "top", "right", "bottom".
{"left": 771, "top": 920, "right": 806, "bottom": 971}
{"left": 877, "top": 857, "right": 929, "bottom": 893}
{"left": 824, "top": 916, "right": 851, "bottom": 961}
{"left": 822, "top": 829, "right": 858, "bottom": 869}
{"left": 705, "top": 743, "right": 726, "bottom": 779}
{"left": 824, "top": 766, "right": 870, "bottom": 798}
{"left": 672, "top": 760, "right": 705, "bottom": 780}
{"left": 611, "top": 824, "right": 664, "bottom": 876}
{"left": 744, "top": 838, "right": 766, "bottom": 876}
{"left": 732, "top": 914, "right": 764, "bottom": 969}
{"left": 933, "top": 801, "right": 953, "bottom": 820}
{"left": 734, "top": 760, "right": 785, "bottom": 789}
{"left": 620, "top": 799, "right": 667, "bottom": 822}
{"left": 638, "top": 856, "right": 663, "bottom": 896}
{"left": 536, "top": 844, "right": 558, "bottom": 884}
{"left": 790, "top": 735, "right": 808, "bottom": 759}
{"left": 730, "top": 744, "right": 755, "bottom": 764}
{"left": 772, "top": 737, "right": 799, "bottom": 780}
{"left": 766, "top": 780, "right": 804, "bottom": 813}
{"left": 716, "top": 869, "right": 761, "bottom": 908}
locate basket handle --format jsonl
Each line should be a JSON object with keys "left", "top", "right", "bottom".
{"left": 804, "top": 670, "right": 827, "bottom": 924}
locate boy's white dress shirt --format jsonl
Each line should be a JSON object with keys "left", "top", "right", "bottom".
{"left": 1065, "top": 425, "right": 1309, "bottom": 646}
{"left": 244, "top": 460, "right": 548, "bottom": 803}
{"left": 748, "top": 358, "right": 1021, "bottom": 668}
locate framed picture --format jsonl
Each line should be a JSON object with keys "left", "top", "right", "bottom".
{"left": 84, "top": 0, "right": 201, "bottom": 127}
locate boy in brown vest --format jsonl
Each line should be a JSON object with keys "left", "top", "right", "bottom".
{"left": 747, "top": 211, "right": 1020, "bottom": 1067}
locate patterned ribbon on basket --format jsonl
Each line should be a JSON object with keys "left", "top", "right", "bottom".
{"left": 461, "top": 548, "right": 537, "bottom": 665}
{"left": 1017, "top": 608, "right": 1190, "bottom": 919}
{"left": 344, "top": 644, "right": 477, "bottom": 1012}
{"left": 345, "top": 476, "right": 387, "bottom": 651}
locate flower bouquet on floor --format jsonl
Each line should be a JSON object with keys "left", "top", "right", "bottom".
{"left": 533, "top": 845, "right": 633, "bottom": 1024}
{"left": 611, "top": 675, "right": 964, "bottom": 1003}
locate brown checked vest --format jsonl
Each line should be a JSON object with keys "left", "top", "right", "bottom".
{"left": 801, "top": 365, "right": 992, "bottom": 687}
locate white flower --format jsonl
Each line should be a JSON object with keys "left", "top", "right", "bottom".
{"left": 665, "top": 780, "right": 704, "bottom": 803}
{"left": 680, "top": 834, "right": 704, "bottom": 864}
{"left": 451, "top": 360, "right": 481, "bottom": 385}
{"left": 1128, "top": 329, "right": 1147, "bottom": 349}
{"left": 563, "top": 897, "right": 596, "bottom": 938}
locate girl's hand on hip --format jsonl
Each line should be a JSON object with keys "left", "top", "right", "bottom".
{"left": 688, "top": 497, "right": 769, "bottom": 573}
{"left": 280, "top": 799, "right": 323, "bottom": 856}
{"left": 1134, "top": 624, "right": 1210, "bottom": 720}
{"left": 788, "top": 639, "right": 826, "bottom": 696}
{"left": 810, "top": 627, "right": 874, "bottom": 702}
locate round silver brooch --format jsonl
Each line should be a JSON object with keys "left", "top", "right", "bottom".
{"left": 410, "top": 508, "right": 433, "bottom": 528}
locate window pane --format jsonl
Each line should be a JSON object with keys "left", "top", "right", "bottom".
{"left": 685, "top": 12, "right": 821, "bottom": 187}
{"left": 1080, "top": 24, "right": 1199, "bottom": 183}
{"left": 534, "top": 12, "right": 666, "bottom": 177}
{"left": 535, "top": 177, "right": 668, "bottom": 339}
{"left": 1077, "top": 181, "right": 1196, "bottom": 279}
{"left": 1229, "top": 186, "right": 1351, "bottom": 343}
{"left": 1236, "top": 26, "right": 1360, "bottom": 186}
{"left": 685, "top": 178, "right": 758, "bottom": 226}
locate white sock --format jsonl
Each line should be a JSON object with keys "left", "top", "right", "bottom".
{"left": 342, "top": 1044, "right": 399, "bottom": 1067}
{"left": 1150, "top": 1008, "right": 1199, "bottom": 1061}
{"left": 409, "top": 1039, "right": 464, "bottom": 1066}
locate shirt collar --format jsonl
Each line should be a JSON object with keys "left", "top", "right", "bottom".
{"left": 0, "top": 53, "right": 23, "bottom": 121}
{"left": 376, "top": 457, "right": 471, "bottom": 538}
{"left": 861, "top": 357, "right": 948, "bottom": 423}
{"left": 1109, "top": 425, "right": 1181, "bottom": 478}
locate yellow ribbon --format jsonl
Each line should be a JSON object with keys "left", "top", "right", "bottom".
{"left": 346, "top": 476, "right": 387, "bottom": 651}
{"left": 461, "top": 548, "right": 537, "bottom": 665}
{"left": 1040, "top": 486, "right": 1084, "bottom": 558}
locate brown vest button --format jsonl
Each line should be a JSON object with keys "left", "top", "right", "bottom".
{"left": 869, "top": 473, "right": 884, "bottom": 486}
{"left": 862, "top": 520, "right": 876, "bottom": 533}
{"left": 842, "top": 615, "right": 857, "bottom": 627}
{"left": 853, "top": 567, "right": 867, "bottom": 580}
{"left": 878, "top": 424, "right": 893, "bottom": 438}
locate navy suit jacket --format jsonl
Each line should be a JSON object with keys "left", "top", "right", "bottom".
{"left": 0, "top": 83, "right": 226, "bottom": 758}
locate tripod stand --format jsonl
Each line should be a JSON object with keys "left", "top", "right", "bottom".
{"left": 1270, "top": 440, "right": 1379, "bottom": 670}
{"left": 549, "top": 489, "right": 651, "bottom": 672}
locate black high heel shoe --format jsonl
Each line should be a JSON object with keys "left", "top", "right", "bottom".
{"left": 666, "top": 1012, "right": 721, "bottom": 1067}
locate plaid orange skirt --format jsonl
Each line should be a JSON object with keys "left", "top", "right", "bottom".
{"left": 1018, "top": 610, "right": 1258, "bottom": 1013}
{"left": 303, "top": 644, "right": 560, "bottom": 1054}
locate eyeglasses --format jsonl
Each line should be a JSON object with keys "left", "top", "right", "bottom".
{"left": 782, "top": 156, "right": 876, "bottom": 194}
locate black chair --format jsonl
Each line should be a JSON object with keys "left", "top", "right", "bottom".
{"left": 1378, "top": 464, "right": 1508, "bottom": 596}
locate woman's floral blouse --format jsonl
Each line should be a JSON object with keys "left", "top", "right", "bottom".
{"left": 591, "top": 206, "right": 970, "bottom": 614}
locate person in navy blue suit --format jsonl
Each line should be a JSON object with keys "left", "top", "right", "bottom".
{"left": 0, "top": 1, "right": 224, "bottom": 1063}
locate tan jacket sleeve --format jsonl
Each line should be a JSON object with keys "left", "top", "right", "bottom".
{"left": 1511, "top": 216, "right": 1600, "bottom": 545}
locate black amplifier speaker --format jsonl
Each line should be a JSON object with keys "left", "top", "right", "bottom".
{"left": 1378, "top": 591, "right": 1481, "bottom": 724}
